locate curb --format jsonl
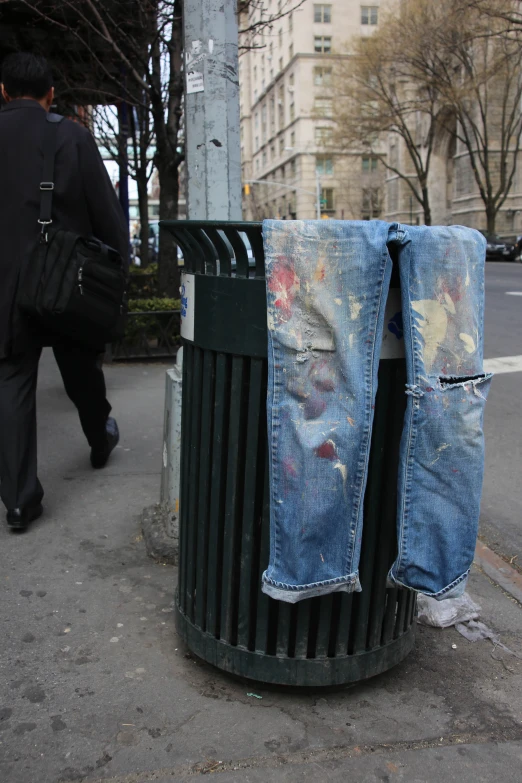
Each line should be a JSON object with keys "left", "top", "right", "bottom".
{"left": 474, "top": 540, "right": 522, "bottom": 605}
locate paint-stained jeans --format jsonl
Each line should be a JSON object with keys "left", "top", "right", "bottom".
{"left": 262, "top": 220, "right": 492, "bottom": 603}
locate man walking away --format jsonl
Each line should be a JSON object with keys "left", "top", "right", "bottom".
{"left": 0, "top": 53, "right": 130, "bottom": 531}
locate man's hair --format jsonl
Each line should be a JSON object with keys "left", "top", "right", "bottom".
{"left": 1, "top": 52, "right": 53, "bottom": 100}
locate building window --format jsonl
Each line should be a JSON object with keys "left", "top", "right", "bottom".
{"left": 289, "top": 73, "right": 294, "bottom": 87}
{"left": 256, "top": 158, "right": 260, "bottom": 172}
{"left": 388, "top": 178, "right": 399, "bottom": 211}
{"left": 289, "top": 43, "right": 294, "bottom": 58}
{"left": 270, "top": 94, "right": 276, "bottom": 133}
{"left": 270, "top": 143, "right": 276, "bottom": 160}
{"left": 278, "top": 95, "right": 285, "bottom": 127}
{"left": 315, "top": 126, "right": 333, "bottom": 144}
{"left": 289, "top": 11, "right": 293, "bottom": 32}
{"left": 314, "top": 98, "right": 333, "bottom": 117}
{"left": 362, "top": 187, "right": 381, "bottom": 219}
{"left": 314, "top": 36, "right": 332, "bottom": 53}
{"left": 389, "top": 141, "right": 399, "bottom": 167}
{"left": 262, "top": 150, "right": 267, "bottom": 166}
{"left": 314, "top": 66, "right": 332, "bottom": 86}
{"left": 278, "top": 56, "right": 283, "bottom": 71}
{"left": 290, "top": 158, "right": 296, "bottom": 177}
{"left": 279, "top": 28, "right": 283, "bottom": 47}
{"left": 314, "top": 4, "right": 332, "bottom": 23}
{"left": 361, "top": 6, "right": 379, "bottom": 25}
{"left": 289, "top": 101, "right": 295, "bottom": 121}
{"left": 281, "top": 165, "right": 286, "bottom": 182}
{"left": 290, "top": 130, "right": 295, "bottom": 146}
{"left": 279, "top": 136, "right": 285, "bottom": 155}
{"left": 456, "top": 156, "right": 476, "bottom": 197}
{"left": 255, "top": 136, "right": 259, "bottom": 150}
{"left": 362, "top": 156, "right": 378, "bottom": 173}
{"left": 320, "top": 187, "right": 335, "bottom": 211}
{"left": 316, "top": 155, "right": 334, "bottom": 175}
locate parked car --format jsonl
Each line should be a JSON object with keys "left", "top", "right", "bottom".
{"left": 130, "top": 221, "right": 183, "bottom": 267}
{"left": 482, "top": 233, "right": 520, "bottom": 262}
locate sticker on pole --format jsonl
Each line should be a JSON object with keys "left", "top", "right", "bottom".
{"left": 380, "top": 288, "right": 405, "bottom": 359}
{"left": 185, "top": 43, "right": 205, "bottom": 94}
{"left": 180, "top": 273, "right": 195, "bottom": 342}
{"left": 186, "top": 70, "right": 204, "bottom": 94}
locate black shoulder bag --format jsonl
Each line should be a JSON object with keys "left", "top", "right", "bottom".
{"left": 18, "top": 113, "right": 128, "bottom": 347}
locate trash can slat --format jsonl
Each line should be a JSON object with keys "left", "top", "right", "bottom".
{"left": 237, "top": 358, "right": 265, "bottom": 650}
{"left": 194, "top": 350, "right": 215, "bottom": 631}
{"left": 205, "top": 353, "right": 230, "bottom": 638}
{"left": 179, "top": 343, "right": 194, "bottom": 616}
{"left": 220, "top": 357, "right": 247, "bottom": 643}
{"left": 185, "top": 346, "right": 203, "bottom": 623}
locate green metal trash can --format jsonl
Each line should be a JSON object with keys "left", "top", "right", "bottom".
{"left": 161, "top": 220, "right": 416, "bottom": 687}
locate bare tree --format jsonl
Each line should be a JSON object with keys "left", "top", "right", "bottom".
{"left": 10, "top": 0, "right": 183, "bottom": 293}
{"left": 92, "top": 101, "right": 156, "bottom": 267}
{"left": 331, "top": 0, "right": 522, "bottom": 233}
{"left": 329, "top": 5, "right": 445, "bottom": 225}
{"left": 464, "top": 0, "right": 522, "bottom": 31}
{"left": 237, "top": 0, "right": 306, "bottom": 51}
{"left": 400, "top": 0, "right": 522, "bottom": 234}
{"left": 4, "top": 0, "right": 311, "bottom": 288}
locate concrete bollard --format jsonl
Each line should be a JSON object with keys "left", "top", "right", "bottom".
{"left": 141, "top": 348, "right": 182, "bottom": 564}
{"left": 160, "top": 348, "right": 183, "bottom": 535}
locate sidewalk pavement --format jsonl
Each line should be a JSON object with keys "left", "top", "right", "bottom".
{"left": 1, "top": 351, "right": 521, "bottom": 783}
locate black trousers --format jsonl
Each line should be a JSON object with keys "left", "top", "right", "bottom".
{"left": 0, "top": 342, "right": 111, "bottom": 510}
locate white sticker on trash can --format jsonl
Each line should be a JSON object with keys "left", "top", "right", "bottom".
{"left": 180, "top": 273, "right": 195, "bottom": 342}
{"left": 380, "top": 288, "right": 405, "bottom": 359}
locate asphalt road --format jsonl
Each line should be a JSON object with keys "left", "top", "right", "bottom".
{"left": 480, "top": 261, "right": 522, "bottom": 566}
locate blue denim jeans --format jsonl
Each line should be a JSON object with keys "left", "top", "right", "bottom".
{"left": 262, "top": 220, "right": 492, "bottom": 603}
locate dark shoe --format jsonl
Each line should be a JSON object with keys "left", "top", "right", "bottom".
{"left": 7, "top": 503, "right": 43, "bottom": 531}
{"left": 90, "top": 417, "right": 120, "bottom": 469}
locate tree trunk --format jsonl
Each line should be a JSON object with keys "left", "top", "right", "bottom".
{"left": 422, "top": 185, "right": 432, "bottom": 226}
{"left": 486, "top": 206, "right": 496, "bottom": 236}
{"left": 157, "top": 159, "right": 180, "bottom": 297}
{"left": 137, "top": 169, "right": 150, "bottom": 269}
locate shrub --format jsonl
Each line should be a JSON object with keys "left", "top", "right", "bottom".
{"left": 127, "top": 264, "right": 159, "bottom": 297}
{"left": 128, "top": 297, "right": 180, "bottom": 312}
{"left": 123, "top": 297, "right": 181, "bottom": 345}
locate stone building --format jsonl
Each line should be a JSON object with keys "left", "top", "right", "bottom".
{"left": 239, "top": 0, "right": 385, "bottom": 221}
{"left": 240, "top": 1, "right": 522, "bottom": 235}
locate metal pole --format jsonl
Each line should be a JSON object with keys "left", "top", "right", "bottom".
{"left": 160, "top": 0, "right": 243, "bottom": 538}
{"left": 183, "top": 0, "right": 242, "bottom": 219}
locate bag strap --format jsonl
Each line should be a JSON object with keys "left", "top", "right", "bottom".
{"left": 39, "top": 112, "right": 64, "bottom": 243}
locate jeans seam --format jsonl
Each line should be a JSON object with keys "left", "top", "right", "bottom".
{"left": 346, "top": 246, "right": 389, "bottom": 576}
{"left": 389, "top": 567, "right": 470, "bottom": 598}
{"left": 393, "top": 398, "right": 417, "bottom": 579}
{"left": 263, "top": 572, "right": 360, "bottom": 591}
{"left": 269, "top": 332, "right": 282, "bottom": 566}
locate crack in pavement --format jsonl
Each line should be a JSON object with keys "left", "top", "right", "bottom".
{"left": 82, "top": 727, "right": 522, "bottom": 783}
